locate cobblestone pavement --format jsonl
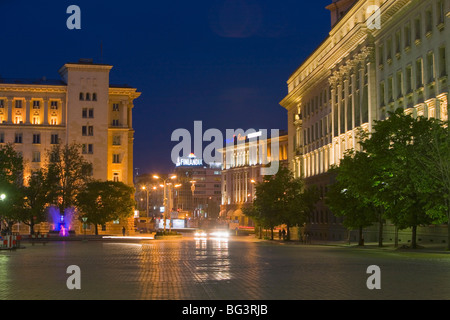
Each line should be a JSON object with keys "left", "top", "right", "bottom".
{"left": 1, "top": 236, "right": 450, "bottom": 300}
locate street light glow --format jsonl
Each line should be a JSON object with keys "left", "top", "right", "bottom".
{"left": 153, "top": 175, "right": 160, "bottom": 179}
{"left": 0, "top": 194, "right": 5, "bottom": 201}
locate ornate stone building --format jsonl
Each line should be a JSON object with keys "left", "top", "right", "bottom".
{"left": 219, "top": 132, "right": 288, "bottom": 230}
{"left": 0, "top": 59, "right": 141, "bottom": 235}
{"left": 280, "top": 0, "right": 449, "bottom": 242}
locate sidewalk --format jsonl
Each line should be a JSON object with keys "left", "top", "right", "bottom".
{"left": 258, "top": 237, "right": 450, "bottom": 253}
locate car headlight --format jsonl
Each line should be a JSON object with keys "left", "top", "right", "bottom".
{"left": 210, "top": 231, "right": 229, "bottom": 238}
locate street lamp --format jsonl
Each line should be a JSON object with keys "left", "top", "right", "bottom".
{"left": 141, "top": 186, "right": 149, "bottom": 217}
{"left": 82, "top": 217, "right": 88, "bottom": 241}
{"left": 153, "top": 174, "right": 177, "bottom": 233}
{"left": 0, "top": 194, "right": 5, "bottom": 201}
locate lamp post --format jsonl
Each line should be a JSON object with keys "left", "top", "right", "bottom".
{"left": 82, "top": 217, "right": 88, "bottom": 241}
{"left": 141, "top": 186, "right": 149, "bottom": 217}
{"left": 0, "top": 194, "right": 5, "bottom": 234}
{"left": 153, "top": 175, "right": 177, "bottom": 233}
{"left": 190, "top": 180, "right": 196, "bottom": 220}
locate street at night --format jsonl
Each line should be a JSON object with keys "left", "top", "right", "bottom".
{"left": 1, "top": 236, "right": 449, "bottom": 300}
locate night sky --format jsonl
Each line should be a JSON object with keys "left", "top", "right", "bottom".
{"left": 0, "top": 0, "right": 331, "bottom": 175}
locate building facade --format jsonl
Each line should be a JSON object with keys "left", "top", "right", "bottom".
{"left": 219, "top": 132, "right": 288, "bottom": 230}
{"left": 0, "top": 59, "right": 141, "bottom": 235}
{"left": 174, "top": 154, "right": 222, "bottom": 222}
{"left": 280, "top": 0, "right": 449, "bottom": 242}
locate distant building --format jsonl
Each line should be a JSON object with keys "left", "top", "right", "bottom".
{"left": 173, "top": 153, "right": 222, "bottom": 221}
{"left": 219, "top": 132, "right": 288, "bottom": 229}
{"left": 0, "top": 59, "right": 141, "bottom": 235}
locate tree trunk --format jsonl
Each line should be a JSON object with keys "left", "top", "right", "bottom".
{"left": 447, "top": 204, "right": 450, "bottom": 251}
{"left": 378, "top": 209, "right": 384, "bottom": 247}
{"left": 95, "top": 224, "right": 99, "bottom": 236}
{"left": 358, "top": 226, "right": 364, "bottom": 246}
{"left": 394, "top": 226, "right": 398, "bottom": 248}
{"left": 378, "top": 217, "right": 383, "bottom": 247}
{"left": 270, "top": 227, "right": 274, "bottom": 240}
{"left": 286, "top": 224, "right": 291, "bottom": 241}
{"left": 411, "top": 225, "right": 417, "bottom": 249}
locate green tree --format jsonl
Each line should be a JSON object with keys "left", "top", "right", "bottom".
{"left": 21, "top": 170, "right": 51, "bottom": 235}
{"left": 245, "top": 167, "right": 318, "bottom": 241}
{"left": 326, "top": 149, "right": 388, "bottom": 246}
{"left": 45, "top": 143, "right": 93, "bottom": 216}
{"left": 360, "top": 109, "right": 437, "bottom": 248}
{"left": 411, "top": 118, "right": 450, "bottom": 249}
{"left": 76, "top": 181, "right": 136, "bottom": 235}
{"left": 0, "top": 144, "right": 24, "bottom": 233}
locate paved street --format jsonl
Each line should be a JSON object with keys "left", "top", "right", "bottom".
{"left": 1, "top": 236, "right": 450, "bottom": 300}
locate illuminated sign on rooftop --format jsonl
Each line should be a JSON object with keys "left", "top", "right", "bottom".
{"left": 176, "top": 154, "right": 203, "bottom": 167}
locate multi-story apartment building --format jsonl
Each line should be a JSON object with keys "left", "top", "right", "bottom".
{"left": 0, "top": 59, "right": 141, "bottom": 234}
{"left": 280, "top": 0, "right": 449, "bottom": 242}
{"left": 219, "top": 132, "right": 288, "bottom": 229}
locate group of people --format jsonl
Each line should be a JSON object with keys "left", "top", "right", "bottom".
{"left": 277, "top": 228, "right": 312, "bottom": 243}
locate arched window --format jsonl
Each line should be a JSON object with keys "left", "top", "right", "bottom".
{"left": 79, "top": 92, "right": 84, "bottom": 101}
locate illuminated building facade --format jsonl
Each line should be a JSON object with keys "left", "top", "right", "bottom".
{"left": 0, "top": 59, "right": 141, "bottom": 234}
{"left": 280, "top": 0, "right": 449, "bottom": 241}
{"left": 219, "top": 132, "right": 288, "bottom": 229}
{"left": 174, "top": 154, "right": 222, "bottom": 220}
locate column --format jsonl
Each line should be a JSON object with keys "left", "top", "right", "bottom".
{"left": 367, "top": 58, "right": 378, "bottom": 131}
{"left": 6, "top": 97, "right": 13, "bottom": 124}
{"left": 351, "top": 72, "right": 357, "bottom": 148}
{"left": 43, "top": 97, "right": 49, "bottom": 125}
{"left": 330, "top": 85, "right": 336, "bottom": 138}
{"left": 121, "top": 100, "right": 128, "bottom": 128}
{"left": 25, "top": 97, "right": 31, "bottom": 124}
{"left": 337, "top": 82, "right": 343, "bottom": 136}
{"left": 59, "top": 99, "right": 65, "bottom": 126}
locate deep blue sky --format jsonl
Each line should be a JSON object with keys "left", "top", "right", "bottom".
{"left": 0, "top": 0, "right": 331, "bottom": 175}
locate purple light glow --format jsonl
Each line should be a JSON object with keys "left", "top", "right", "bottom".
{"left": 48, "top": 206, "right": 74, "bottom": 236}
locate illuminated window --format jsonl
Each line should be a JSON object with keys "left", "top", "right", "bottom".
{"left": 32, "top": 116, "right": 40, "bottom": 125}
{"left": 51, "top": 134, "right": 59, "bottom": 145}
{"left": 112, "top": 135, "right": 121, "bottom": 146}
{"left": 113, "top": 172, "right": 120, "bottom": 182}
{"left": 112, "top": 154, "right": 121, "bottom": 164}
{"left": 82, "top": 144, "right": 94, "bottom": 154}
{"left": 50, "top": 117, "right": 58, "bottom": 125}
{"left": 32, "top": 134, "right": 41, "bottom": 144}
{"left": 32, "top": 151, "right": 41, "bottom": 163}
{"left": 50, "top": 101, "right": 58, "bottom": 110}
{"left": 82, "top": 126, "right": 93, "bottom": 136}
{"left": 14, "top": 133, "right": 22, "bottom": 144}
{"left": 14, "top": 116, "right": 22, "bottom": 124}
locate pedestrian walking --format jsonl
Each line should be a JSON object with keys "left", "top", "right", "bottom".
{"left": 279, "top": 229, "right": 282, "bottom": 240}
{"left": 282, "top": 229, "right": 286, "bottom": 241}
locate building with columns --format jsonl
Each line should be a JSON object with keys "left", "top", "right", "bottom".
{"left": 219, "top": 132, "right": 288, "bottom": 230}
{"left": 0, "top": 59, "right": 141, "bottom": 234}
{"left": 280, "top": 0, "right": 449, "bottom": 242}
